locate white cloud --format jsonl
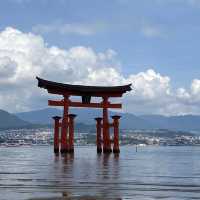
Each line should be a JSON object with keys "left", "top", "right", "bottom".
{"left": 124, "top": 70, "right": 200, "bottom": 115}
{"left": 128, "top": 69, "right": 170, "bottom": 99}
{"left": 0, "top": 57, "right": 17, "bottom": 79}
{"left": 0, "top": 27, "right": 199, "bottom": 115}
{"left": 191, "top": 79, "right": 200, "bottom": 95}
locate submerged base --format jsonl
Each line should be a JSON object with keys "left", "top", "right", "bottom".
{"left": 68, "top": 149, "right": 74, "bottom": 153}
{"left": 113, "top": 148, "right": 120, "bottom": 154}
{"left": 60, "top": 149, "right": 68, "bottom": 154}
{"left": 60, "top": 148, "right": 75, "bottom": 154}
{"left": 58, "top": 147, "right": 119, "bottom": 154}
{"left": 54, "top": 148, "right": 59, "bottom": 154}
{"left": 97, "top": 147, "right": 102, "bottom": 154}
{"left": 103, "top": 148, "right": 112, "bottom": 154}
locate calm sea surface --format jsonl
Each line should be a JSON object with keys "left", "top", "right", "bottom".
{"left": 0, "top": 146, "right": 200, "bottom": 200}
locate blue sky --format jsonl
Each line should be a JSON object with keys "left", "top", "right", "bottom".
{"left": 1, "top": 0, "right": 199, "bottom": 87}
{"left": 0, "top": 0, "right": 200, "bottom": 115}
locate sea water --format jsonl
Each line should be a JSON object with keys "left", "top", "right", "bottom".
{"left": 0, "top": 146, "right": 200, "bottom": 200}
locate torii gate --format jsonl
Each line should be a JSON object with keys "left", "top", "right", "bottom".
{"left": 36, "top": 77, "right": 132, "bottom": 154}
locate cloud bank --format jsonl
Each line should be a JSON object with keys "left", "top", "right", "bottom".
{"left": 0, "top": 27, "right": 199, "bottom": 115}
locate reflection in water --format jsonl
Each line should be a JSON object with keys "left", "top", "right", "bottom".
{"left": 0, "top": 146, "right": 200, "bottom": 200}
{"left": 62, "top": 153, "right": 74, "bottom": 174}
{"left": 54, "top": 153, "right": 59, "bottom": 163}
{"left": 50, "top": 152, "right": 121, "bottom": 200}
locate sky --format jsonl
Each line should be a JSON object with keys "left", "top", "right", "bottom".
{"left": 0, "top": 0, "right": 200, "bottom": 115}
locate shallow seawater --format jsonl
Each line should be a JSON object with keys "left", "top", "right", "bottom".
{"left": 0, "top": 146, "right": 200, "bottom": 200}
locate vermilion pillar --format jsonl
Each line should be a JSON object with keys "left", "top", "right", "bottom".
{"left": 68, "top": 114, "right": 76, "bottom": 153}
{"left": 102, "top": 97, "right": 112, "bottom": 153}
{"left": 61, "top": 95, "right": 69, "bottom": 154}
{"left": 112, "top": 115, "right": 121, "bottom": 153}
{"left": 95, "top": 117, "right": 102, "bottom": 153}
{"left": 52, "top": 116, "right": 61, "bottom": 154}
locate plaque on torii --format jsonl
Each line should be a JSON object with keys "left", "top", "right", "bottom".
{"left": 36, "top": 77, "right": 132, "bottom": 154}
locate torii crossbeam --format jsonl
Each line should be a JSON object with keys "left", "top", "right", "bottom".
{"left": 36, "top": 77, "right": 132, "bottom": 154}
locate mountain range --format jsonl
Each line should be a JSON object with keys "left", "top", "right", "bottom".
{"left": 15, "top": 108, "right": 200, "bottom": 132}
{"left": 0, "top": 107, "right": 199, "bottom": 132}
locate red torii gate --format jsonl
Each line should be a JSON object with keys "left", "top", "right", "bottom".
{"left": 36, "top": 77, "right": 132, "bottom": 154}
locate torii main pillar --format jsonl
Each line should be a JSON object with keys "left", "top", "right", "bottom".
{"left": 60, "top": 95, "right": 69, "bottom": 154}
{"left": 102, "top": 96, "right": 112, "bottom": 153}
{"left": 112, "top": 115, "right": 121, "bottom": 153}
{"left": 52, "top": 116, "right": 61, "bottom": 153}
{"left": 95, "top": 117, "right": 102, "bottom": 153}
{"left": 68, "top": 114, "right": 76, "bottom": 153}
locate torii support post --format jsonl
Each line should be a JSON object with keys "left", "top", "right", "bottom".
{"left": 52, "top": 116, "right": 61, "bottom": 154}
{"left": 95, "top": 117, "right": 102, "bottom": 153}
{"left": 60, "top": 95, "right": 69, "bottom": 154}
{"left": 112, "top": 115, "right": 121, "bottom": 154}
{"left": 102, "top": 97, "right": 112, "bottom": 153}
{"left": 68, "top": 114, "right": 76, "bottom": 153}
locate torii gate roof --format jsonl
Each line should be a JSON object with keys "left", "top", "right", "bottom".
{"left": 36, "top": 77, "right": 132, "bottom": 97}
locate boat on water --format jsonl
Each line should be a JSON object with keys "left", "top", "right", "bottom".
{"left": 137, "top": 143, "right": 147, "bottom": 147}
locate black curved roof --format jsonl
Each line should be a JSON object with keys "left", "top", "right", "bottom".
{"left": 36, "top": 77, "right": 132, "bottom": 97}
